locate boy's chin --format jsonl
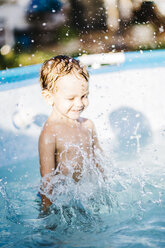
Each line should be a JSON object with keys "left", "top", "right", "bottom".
{"left": 68, "top": 113, "right": 81, "bottom": 120}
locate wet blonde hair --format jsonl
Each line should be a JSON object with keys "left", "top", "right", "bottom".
{"left": 40, "top": 55, "right": 89, "bottom": 92}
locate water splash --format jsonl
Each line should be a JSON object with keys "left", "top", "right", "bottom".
{"left": 1, "top": 140, "right": 165, "bottom": 247}
{"left": 38, "top": 142, "right": 165, "bottom": 232}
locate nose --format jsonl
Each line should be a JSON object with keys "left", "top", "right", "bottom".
{"left": 74, "top": 98, "right": 83, "bottom": 109}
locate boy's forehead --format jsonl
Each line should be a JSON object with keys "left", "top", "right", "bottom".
{"left": 57, "top": 74, "right": 88, "bottom": 93}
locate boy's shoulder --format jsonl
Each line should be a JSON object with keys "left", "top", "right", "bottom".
{"left": 79, "top": 117, "right": 94, "bottom": 129}
{"left": 39, "top": 119, "right": 57, "bottom": 144}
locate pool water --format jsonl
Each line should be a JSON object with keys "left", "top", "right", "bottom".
{"left": 0, "top": 141, "right": 165, "bottom": 248}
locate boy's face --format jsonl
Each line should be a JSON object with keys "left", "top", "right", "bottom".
{"left": 52, "top": 73, "right": 89, "bottom": 120}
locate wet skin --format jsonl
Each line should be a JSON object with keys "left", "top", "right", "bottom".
{"left": 39, "top": 73, "right": 101, "bottom": 209}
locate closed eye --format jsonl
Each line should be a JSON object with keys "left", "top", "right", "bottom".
{"left": 66, "top": 97, "right": 74, "bottom": 100}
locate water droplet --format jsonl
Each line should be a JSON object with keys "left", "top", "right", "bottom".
{"left": 159, "top": 26, "right": 164, "bottom": 33}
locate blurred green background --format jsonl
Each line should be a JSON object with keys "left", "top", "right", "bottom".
{"left": 0, "top": 0, "right": 165, "bottom": 70}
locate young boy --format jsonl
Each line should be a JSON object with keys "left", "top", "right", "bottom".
{"left": 39, "top": 55, "right": 103, "bottom": 209}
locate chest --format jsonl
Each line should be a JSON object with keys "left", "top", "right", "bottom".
{"left": 55, "top": 125, "right": 93, "bottom": 156}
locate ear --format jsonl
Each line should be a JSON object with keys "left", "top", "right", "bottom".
{"left": 41, "top": 90, "right": 54, "bottom": 106}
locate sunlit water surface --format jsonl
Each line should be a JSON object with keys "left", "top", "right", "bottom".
{"left": 0, "top": 140, "right": 165, "bottom": 248}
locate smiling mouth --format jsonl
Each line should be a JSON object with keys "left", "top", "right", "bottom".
{"left": 72, "top": 109, "right": 83, "bottom": 112}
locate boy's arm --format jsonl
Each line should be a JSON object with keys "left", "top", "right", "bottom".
{"left": 38, "top": 128, "right": 56, "bottom": 210}
{"left": 90, "top": 121, "right": 105, "bottom": 175}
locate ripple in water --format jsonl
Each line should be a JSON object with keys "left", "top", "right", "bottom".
{"left": 0, "top": 143, "right": 165, "bottom": 248}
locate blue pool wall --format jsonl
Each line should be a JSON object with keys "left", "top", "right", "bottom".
{"left": 1, "top": 50, "right": 165, "bottom": 86}
{"left": 1, "top": 50, "right": 165, "bottom": 166}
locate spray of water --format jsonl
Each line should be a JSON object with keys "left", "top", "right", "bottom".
{"left": 0, "top": 136, "right": 165, "bottom": 247}
{"left": 38, "top": 140, "right": 165, "bottom": 233}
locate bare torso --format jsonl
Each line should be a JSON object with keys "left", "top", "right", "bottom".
{"left": 41, "top": 117, "right": 94, "bottom": 182}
